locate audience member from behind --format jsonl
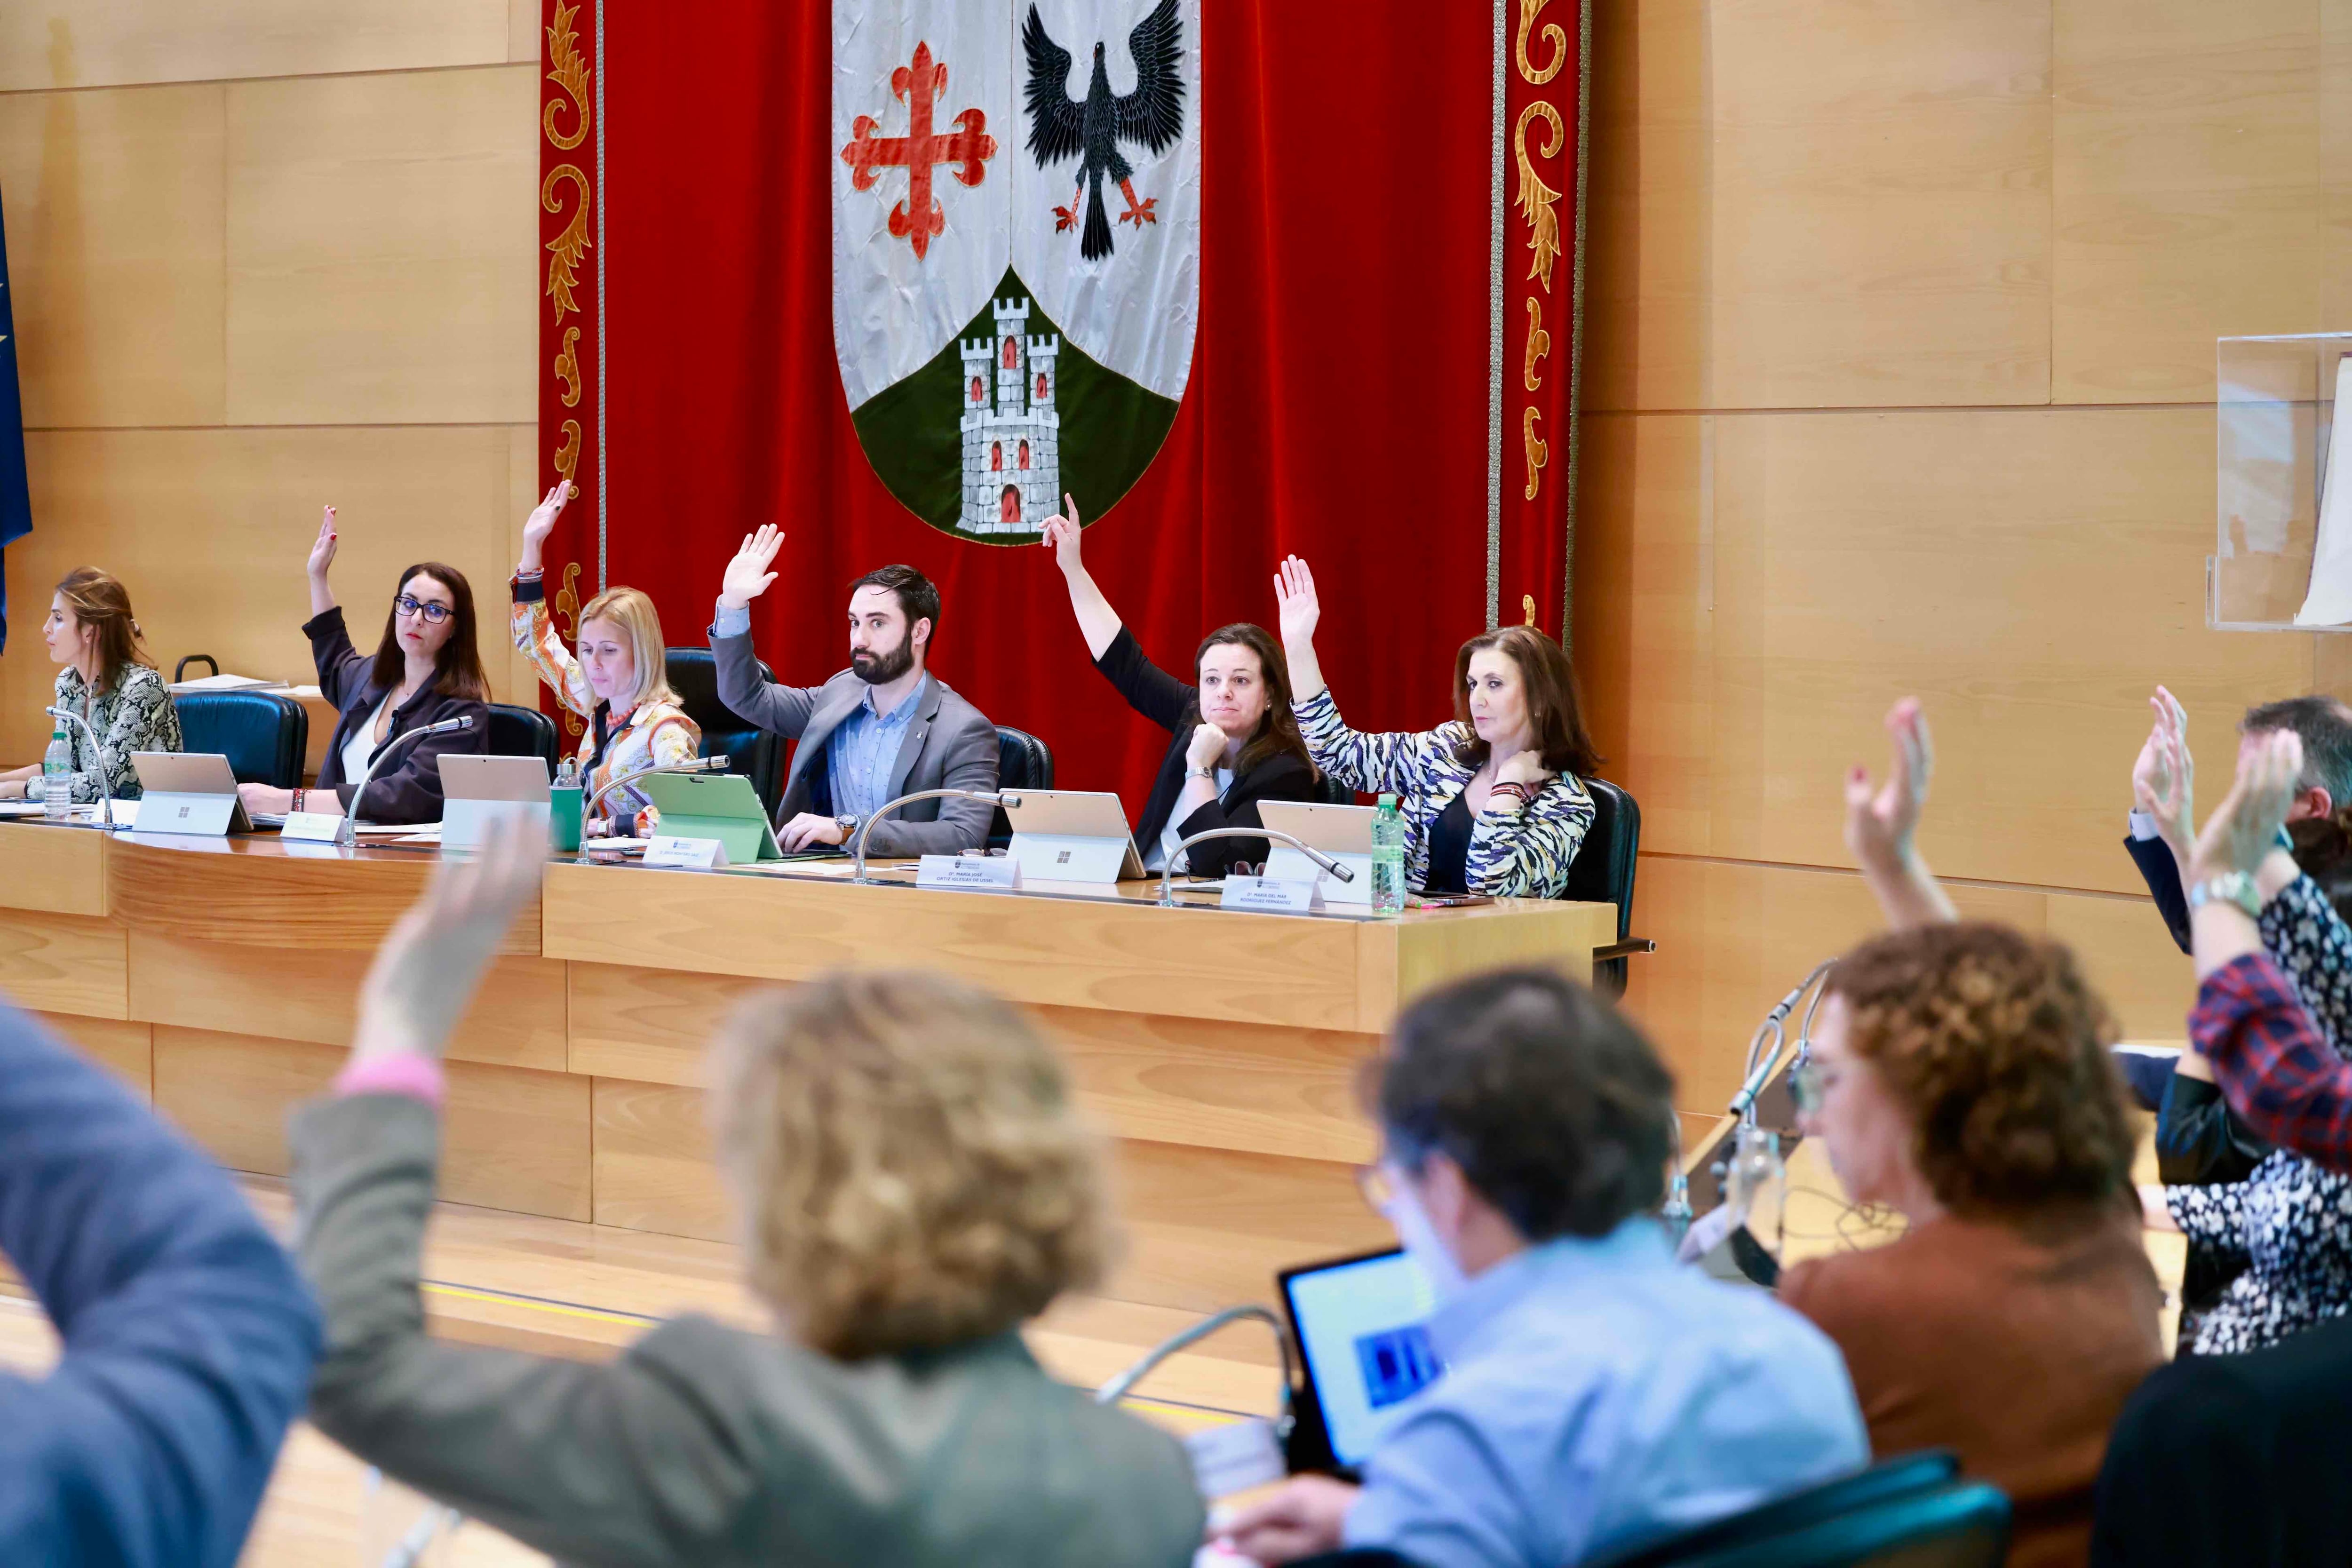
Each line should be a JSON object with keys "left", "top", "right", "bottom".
{"left": 0, "top": 1001, "right": 318, "bottom": 1565}
{"left": 0, "top": 567, "right": 183, "bottom": 804}
{"left": 710, "top": 525, "right": 998, "bottom": 854}
{"left": 289, "top": 821, "right": 1202, "bottom": 1568}
{"left": 1218, "top": 969, "right": 1865, "bottom": 1568}
{"left": 1784, "top": 699, "right": 2161, "bottom": 1568}
{"left": 512, "top": 483, "right": 701, "bottom": 837}
{"left": 240, "top": 506, "right": 490, "bottom": 824}
{"left": 1272, "top": 555, "right": 1598, "bottom": 897}
{"left": 1040, "top": 495, "right": 1319, "bottom": 875}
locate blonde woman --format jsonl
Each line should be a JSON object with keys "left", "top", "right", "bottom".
{"left": 0, "top": 567, "right": 183, "bottom": 804}
{"left": 288, "top": 820, "right": 1205, "bottom": 1568}
{"left": 512, "top": 484, "right": 700, "bottom": 836}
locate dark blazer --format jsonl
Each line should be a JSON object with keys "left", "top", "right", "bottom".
{"left": 710, "top": 629, "right": 999, "bottom": 855}
{"left": 305, "top": 607, "right": 488, "bottom": 823}
{"left": 0, "top": 1001, "right": 319, "bottom": 1568}
{"left": 2126, "top": 831, "right": 2193, "bottom": 954}
{"left": 289, "top": 1092, "right": 1205, "bottom": 1568}
{"left": 1094, "top": 626, "right": 1318, "bottom": 878}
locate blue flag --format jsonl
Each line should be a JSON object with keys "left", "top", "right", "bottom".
{"left": 0, "top": 180, "right": 32, "bottom": 654}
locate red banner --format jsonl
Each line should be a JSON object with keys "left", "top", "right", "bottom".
{"left": 538, "top": 0, "right": 1587, "bottom": 809}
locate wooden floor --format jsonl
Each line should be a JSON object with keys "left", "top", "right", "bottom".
{"left": 0, "top": 1128, "right": 2186, "bottom": 1568}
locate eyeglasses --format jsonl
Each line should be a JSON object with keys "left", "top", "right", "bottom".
{"left": 395, "top": 595, "right": 454, "bottom": 625}
{"left": 1789, "top": 1060, "right": 1832, "bottom": 1115}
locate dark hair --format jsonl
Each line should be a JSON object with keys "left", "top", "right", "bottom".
{"left": 2243, "top": 695, "right": 2352, "bottom": 812}
{"left": 1450, "top": 624, "right": 1603, "bottom": 777}
{"left": 2289, "top": 810, "right": 2352, "bottom": 924}
{"left": 54, "top": 567, "right": 154, "bottom": 693}
{"left": 1368, "top": 967, "right": 1674, "bottom": 1240}
{"left": 1194, "top": 622, "right": 1315, "bottom": 779}
{"left": 850, "top": 564, "right": 943, "bottom": 647}
{"left": 372, "top": 563, "right": 489, "bottom": 702}
{"left": 1826, "top": 923, "right": 2134, "bottom": 1220}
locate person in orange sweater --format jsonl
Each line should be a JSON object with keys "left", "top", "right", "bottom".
{"left": 1778, "top": 699, "right": 2164, "bottom": 1568}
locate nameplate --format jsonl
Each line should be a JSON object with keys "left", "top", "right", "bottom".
{"left": 1220, "top": 876, "right": 1320, "bottom": 913}
{"left": 280, "top": 812, "right": 344, "bottom": 843}
{"left": 916, "top": 854, "right": 1019, "bottom": 891}
{"left": 644, "top": 834, "right": 728, "bottom": 869}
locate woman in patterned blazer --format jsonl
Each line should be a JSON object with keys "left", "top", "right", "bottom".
{"left": 1272, "top": 555, "right": 1599, "bottom": 900}
{"left": 511, "top": 483, "right": 700, "bottom": 837}
{"left": 0, "top": 567, "right": 183, "bottom": 805}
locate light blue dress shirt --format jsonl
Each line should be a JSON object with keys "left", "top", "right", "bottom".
{"left": 826, "top": 673, "right": 927, "bottom": 822}
{"left": 1344, "top": 1220, "right": 1868, "bottom": 1568}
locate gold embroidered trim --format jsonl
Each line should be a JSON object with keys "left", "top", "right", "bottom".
{"left": 1517, "top": 0, "right": 1567, "bottom": 84}
{"left": 1522, "top": 407, "right": 1547, "bottom": 501}
{"left": 1522, "top": 295, "right": 1549, "bottom": 392}
{"left": 544, "top": 0, "right": 592, "bottom": 151}
{"left": 554, "top": 325, "right": 582, "bottom": 408}
{"left": 1512, "top": 102, "right": 1565, "bottom": 292}
{"left": 542, "top": 165, "right": 592, "bottom": 321}
{"left": 554, "top": 419, "right": 582, "bottom": 499}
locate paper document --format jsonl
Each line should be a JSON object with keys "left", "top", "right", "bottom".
{"left": 2296, "top": 354, "right": 2352, "bottom": 626}
{"left": 167, "top": 673, "right": 290, "bottom": 694}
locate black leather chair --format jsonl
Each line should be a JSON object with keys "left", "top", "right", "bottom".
{"left": 484, "top": 702, "right": 561, "bottom": 772}
{"left": 990, "top": 725, "right": 1055, "bottom": 849}
{"left": 1591, "top": 1453, "right": 1960, "bottom": 1568}
{"left": 1565, "top": 776, "right": 1648, "bottom": 995}
{"left": 171, "top": 690, "right": 308, "bottom": 789}
{"left": 663, "top": 647, "right": 787, "bottom": 816}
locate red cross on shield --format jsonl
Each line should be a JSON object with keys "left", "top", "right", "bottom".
{"left": 840, "top": 42, "right": 997, "bottom": 262}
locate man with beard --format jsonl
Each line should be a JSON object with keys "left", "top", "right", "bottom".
{"left": 710, "top": 524, "right": 999, "bottom": 854}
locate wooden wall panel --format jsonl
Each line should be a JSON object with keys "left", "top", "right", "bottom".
{"left": 155, "top": 1027, "right": 590, "bottom": 1219}
{"left": 0, "top": 825, "right": 108, "bottom": 916}
{"left": 0, "top": 3, "right": 517, "bottom": 93}
{"left": 0, "top": 84, "right": 225, "bottom": 429}
{"left": 224, "top": 66, "right": 538, "bottom": 426}
{"left": 593, "top": 1077, "right": 730, "bottom": 1242}
{"left": 1707, "top": 0, "right": 2051, "bottom": 409}
{"left": 36, "top": 1012, "right": 152, "bottom": 1100}
{"left": 1112, "top": 1141, "right": 1393, "bottom": 1316}
{"left": 5, "top": 426, "right": 528, "bottom": 764}
{"left": 0, "top": 912, "right": 126, "bottom": 1019}
{"left": 1579, "top": 407, "right": 2316, "bottom": 895}
{"left": 2053, "top": 0, "right": 2324, "bottom": 402}
{"left": 131, "top": 934, "right": 564, "bottom": 1069}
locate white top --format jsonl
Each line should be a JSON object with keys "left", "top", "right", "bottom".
{"left": 341, "top": 693, "right": 394, "bottom": 798}
{"left": 1144, "top": 767, "right": 1234, "bottom": 873}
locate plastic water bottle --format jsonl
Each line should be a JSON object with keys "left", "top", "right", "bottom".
{"left": 40, "top": 724, "right": 73, "bottom": 820}
{"left": 1370, "top": 793, "right": 1407, "bottom": 915}
{"left": 549, "top": 757, "right": 584, "bottom": 852}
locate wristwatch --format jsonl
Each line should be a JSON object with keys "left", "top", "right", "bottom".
{"left": 1189, "top": 765, "right": 1218, "bottom": 781}
{"left": 834, "top": 813, "right": 861, "bottom": 839}
{"left": 2187, "top": 871, "right": 2263, "bottom": 919}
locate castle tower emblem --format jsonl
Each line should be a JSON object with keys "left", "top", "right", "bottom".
{"left": 958, "top": 295, "right": 1061, "bottom": 534}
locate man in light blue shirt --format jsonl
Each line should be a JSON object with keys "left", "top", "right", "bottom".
{"left": 1220, "top": 969, "right": 1867, "bottom": 1568}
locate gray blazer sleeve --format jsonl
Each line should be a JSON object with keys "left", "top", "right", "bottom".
{"left": 290, "top": 1094, "right": 770, "bottom": 1568}
{"left": 861, "top": 703, "right": 1001, "bottom": 857}
{"left": 710, "top": 629, "right": 827, "bottom": 740}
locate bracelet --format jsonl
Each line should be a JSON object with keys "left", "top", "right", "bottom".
{"left": 1189, "top": 765, "right": 1218, "bottom": 781}
{"left": 293, "top": 788, "right": 306, "bottom": 813}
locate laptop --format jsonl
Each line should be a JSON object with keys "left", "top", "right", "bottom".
{"left": 129, "top": 752, "right": 254, "bottom": 835}
{"left": 1276, "top": 1247, "right": 1446, "bottom": 1475}
{"left": 635, "top": 770, "right": 787, "bottom": 862}
{"left": 1253, "top": 800, "right": 1377, "bottom": 906}
{"left": 438, "top": 754, "right": 553, "bottom": 851}
{"left": 1001, "top": 788, "right": 1144, "bottom": 882}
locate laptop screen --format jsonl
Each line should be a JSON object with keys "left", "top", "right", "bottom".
{"left": 1279, "top": 1249, "right": 1446, "bottom": 1468}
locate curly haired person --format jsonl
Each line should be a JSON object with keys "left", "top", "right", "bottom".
{"left": 1783, "top": 699, "right": 2165, "bottom": 1568}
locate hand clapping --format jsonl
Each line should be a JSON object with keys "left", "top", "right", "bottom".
{"left": 2186, "top": 728, "right": 2301, "bottom": 890}
{"left": 2131, "top": 686, "right": 2194, "bottom": 866}
{"left": 719, "top": 525, "right": 785, "bottom": 611}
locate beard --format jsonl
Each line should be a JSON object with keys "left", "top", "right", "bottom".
{"left": 851, "top": 638, "right": 915, "bottom": 685}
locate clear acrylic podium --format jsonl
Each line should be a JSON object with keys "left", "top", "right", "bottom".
{"left": 2213, "top": 332, "right": 2352, "bottom": 631}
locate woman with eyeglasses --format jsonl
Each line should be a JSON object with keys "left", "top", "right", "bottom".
{"left": 237, "top": 507, "right": 490, "bottom": 825}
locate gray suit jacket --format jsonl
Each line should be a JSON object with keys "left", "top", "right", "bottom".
{"left": 290, "top": 1093, "right": 1206, "bottom": 1568}
{"left": 710, "top": 630, "right": 999, "bottom": 856}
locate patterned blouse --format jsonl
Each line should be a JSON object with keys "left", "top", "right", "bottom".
{"left": 2166, "top": 874, "right": 2352, "bottom": 1353}
{"left": 1295, "top": 688, "right": 1595, "bottom": 899}
{"left": 30, "top": 664, "right": 183, "bottom": 804}
{"left": 512, "top": 596, "right": 699, "bottom": 835}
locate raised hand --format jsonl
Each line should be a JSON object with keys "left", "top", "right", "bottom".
{"left": 2131, "top": 686, "right": 2194, "bottom": 865}
{"left": 1273, "top": 555, "right": 1322, "bottom": 648}
{"left": 1845, "top": 697, "right": 1933, "bottom": 877}
{"left": 306, "top": 506, "right": 339, "bottom": 580}
{"left": 522, "top": 483, "right": 569, "bottom": 550}
{"left": 2188, "top": 728, "right": 2302, "bottom": 888}
{"left": 350, "top": 813, "right": 543, "bottom": 1066}
{"left": 719, "top": 524, "right": 785, "bottom": 610}
{"left": 1040, "top": 493, "right": 1085, "bottom": 574}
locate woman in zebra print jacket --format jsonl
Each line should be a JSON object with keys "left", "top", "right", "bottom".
{"left": 1273, "top": 556, "right": 1599, "bottom": 901}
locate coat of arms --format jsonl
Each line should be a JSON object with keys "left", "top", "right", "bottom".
{"left": 833, "top": 0, "right": 1200, "bottom": 541}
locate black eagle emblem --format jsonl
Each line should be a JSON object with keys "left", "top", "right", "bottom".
{"left": 1021, "top": 0, "right": 1185, "bottom": 261}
